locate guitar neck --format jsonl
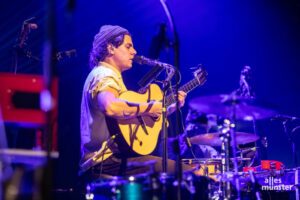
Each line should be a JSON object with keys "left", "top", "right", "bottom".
{"left": 165, "top": 71, "right": 207, "bottom": 107}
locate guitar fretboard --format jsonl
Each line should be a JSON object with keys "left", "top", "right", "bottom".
{"left": 165, "top": 70, "right": 207, "bottom": 107}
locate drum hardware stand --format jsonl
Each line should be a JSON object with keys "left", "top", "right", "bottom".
{"left": 219, "top": 119, "right": 233, "bottom": 200}
{"left": 250, "top": 118, "right": 261, "bottom": 167}
{"left": 281, "top": 117, "right": 299, "bottom": 200}
{"left": 229, "top": 97, "right": 242, "bottom": 200}
{"left": 85, "top": 184, "right": 94, "bottom": 200}
{"left": 248, "top": 170, "right": 262, "bottom": 200}
{"left": 219, "top": 106, "right": 242, "bottom": 199}
{"left": 223, "top": 67, "right": 254, "bottom": 200}
{"left": 159, "top": 172, "right": 169, "bottom": 199}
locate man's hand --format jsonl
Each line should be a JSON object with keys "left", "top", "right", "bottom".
{"left": 167, "top": 91, "right": 187, "bottom": 115}
{"left": 177, "top": 91, "right": 187, "bottom": 107}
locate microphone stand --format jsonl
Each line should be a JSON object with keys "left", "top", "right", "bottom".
{"left": 41, "top": 0, "right": 56, "bottom": 199}
{"left": 158, "top": 68, "right": 174, "bottom": 200}
{"left": 160, "top": 1, "right": 182, "bottom": 199}
{"left": 12, "top": 17, "right": 37, "bottom": 74}
{"left": 161, "top": 68, "right": 175, "bottom": 172}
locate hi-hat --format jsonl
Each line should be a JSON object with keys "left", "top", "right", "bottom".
{"left": 189, "top": 132, "right": 259, "bottom": 146}
{"left": 189, "top": 94, "right": 277, "bottom": 120}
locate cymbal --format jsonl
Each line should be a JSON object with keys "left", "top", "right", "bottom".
{"left": 189, "top": 94, "right": 277, "bottom": 120}
{"left": 189, "top": 132, "right": 259, "bottom": 146}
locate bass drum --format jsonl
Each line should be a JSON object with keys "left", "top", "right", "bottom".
{"left": 149, "top": 172, "right": 211, "bottom": 200}
{"left": 89, "top": 172, "right": 211, "bottom": 200}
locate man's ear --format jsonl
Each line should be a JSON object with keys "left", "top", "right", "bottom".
{"left": 107, "top": 44, "right": 115, "bottom": 54}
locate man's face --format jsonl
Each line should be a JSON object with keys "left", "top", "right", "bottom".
{"left": 112, "top": 35, "right": 137, "bottom": 72}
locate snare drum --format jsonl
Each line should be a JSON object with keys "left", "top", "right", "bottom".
{"left": 182, "top": 158, "right": 221, "bottom": 180}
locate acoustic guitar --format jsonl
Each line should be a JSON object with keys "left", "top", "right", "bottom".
{"left": 117, "top": 67, "right": 208, "bottom": 155}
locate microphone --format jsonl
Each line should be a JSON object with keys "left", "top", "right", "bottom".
{"left": 239, "top": 65, "right": 255, "bottom": 98}
{"left": 238, "top": 147, "right": 258, "bottom": 154}
{"left": 18, "top": 22, "right": 38, "bottom": 48}
{"left": 22, "top": 17, "right": 37, "bottom": 29}
{"left": 271, "top": 114, "right": 300, "bottom": 121}
{"left": 133, "top": 55, "right": 175, "bottom": 70}
{"left": 138, "top": 65, "right": 164, "bottom": 89}
{"left": 27, "top": 23, "right": 38, "bottom": 30}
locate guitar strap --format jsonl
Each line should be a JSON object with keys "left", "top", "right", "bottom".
{"left": 135, "top": 102, "right": 154, "bottom": 136}
{"left": 144, "top": 102, "right": 153, "bottom": 113}
{"left": 137, "top": 117, "right": 149, "bottom": 135}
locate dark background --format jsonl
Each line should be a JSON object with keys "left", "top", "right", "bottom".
{"left": 0, "top": 0, "right": 299, "bottom": 189}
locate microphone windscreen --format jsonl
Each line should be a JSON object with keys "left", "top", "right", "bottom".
{"left": 133, "top": 55, "right": 144, "bottom": 64}
{"left": 29, "top": 24, "right": 38, "bottom": 29}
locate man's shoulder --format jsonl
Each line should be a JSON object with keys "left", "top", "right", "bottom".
{"left": 92, "top": 66, "right": 116, "bottom": 77}
{"left": 83, "top": 66, "right": 122, "bottom": 91}
{"left": 85, "top": 66, "right": 119, "bottom": 83}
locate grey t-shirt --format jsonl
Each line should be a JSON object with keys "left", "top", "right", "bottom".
{"left": 79, "top": 62, "right": 127, "bottom": 171}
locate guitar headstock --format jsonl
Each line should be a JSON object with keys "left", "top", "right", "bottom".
{"left": 192, "top": 64, "right": 208, "bottom": 83}
{"left": 167, "top": 64, "right": 208, "bottom": 105}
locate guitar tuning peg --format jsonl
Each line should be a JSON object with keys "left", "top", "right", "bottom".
{"left": 192, "top": 64, "right": 204, "bottom": 77}
{"left": 189, "top": 64, "right": 203, "bottom": 71}
{"left": 197, "top": 64, "right": 204, "bottom": 71}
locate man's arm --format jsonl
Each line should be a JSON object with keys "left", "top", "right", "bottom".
{"left": 97, "top": 90, "right": 162, "bottom": 119}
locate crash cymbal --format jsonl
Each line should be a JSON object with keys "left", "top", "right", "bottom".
{"left": 189, "top": 94, "right": 277, "bottom": 120}
{"left": 189, "top": 132, "right": 259, "bottom": 146}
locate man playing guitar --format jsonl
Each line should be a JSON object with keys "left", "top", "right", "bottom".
{"left": 79, "top": 25, "right": 190, "bottom": 180}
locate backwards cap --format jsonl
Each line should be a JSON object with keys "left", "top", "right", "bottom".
{"left": 93, "top": 25, "right": 129, "bottom": 49}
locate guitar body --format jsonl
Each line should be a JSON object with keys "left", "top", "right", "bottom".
{"left": 117, "top": 84, "right": 163, "bottom": 155}
{"left": 116, "top": 66, "right": 207, "bottom": 155}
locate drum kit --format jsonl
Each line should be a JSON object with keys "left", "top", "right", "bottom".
{"left": 183, "top": 93, "right": 277, "bottom": 199}
{"left": 84, "top": 91, "right": 300, "bottom": 200}
{"left": 181, "top": 93, "right": 299, "bottom": 200}
{"left": 85, "top": 171, "right": 210, "bottom": 200}
{"left": 83, "top": 64, "right": 299, "bottom": 199}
